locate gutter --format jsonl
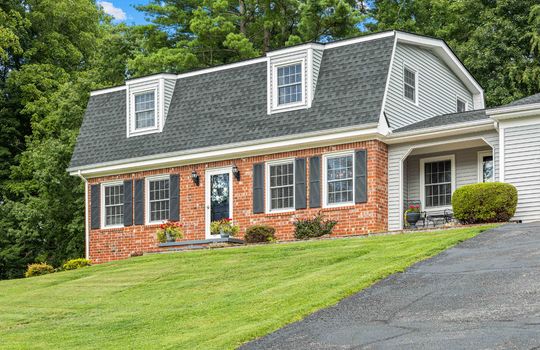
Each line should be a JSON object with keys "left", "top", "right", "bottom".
{"left": 76, "top": 170, "right": 90, "bottom": 260}
{"left": 487, "top": 103, "right": 540, "bottom": 121}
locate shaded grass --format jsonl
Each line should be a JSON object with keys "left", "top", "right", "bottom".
{"left": 0, "top": 225, "right": 496, "bottom": 349}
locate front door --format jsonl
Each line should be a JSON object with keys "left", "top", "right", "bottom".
{"left": 205, "top": 168, "right": 233, "bottom": 238}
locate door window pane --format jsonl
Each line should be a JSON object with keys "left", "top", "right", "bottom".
{"left": 211, "top": 173, "right": 230, "bottom": 221}
{"left": 482, "top": 155, "right": 494, "bottom": 182}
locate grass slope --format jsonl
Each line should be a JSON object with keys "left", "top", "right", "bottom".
{"left": 0, "top": 226, "right": 495, "bottom": 349}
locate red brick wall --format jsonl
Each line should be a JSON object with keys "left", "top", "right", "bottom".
{"left": 87, "top": 140, "right": 388, "bottom": 263}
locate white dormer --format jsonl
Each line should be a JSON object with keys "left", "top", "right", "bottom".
{"left": 126, "top": 74, "right": 176, "bottom": 137}
{"left": 267, "top": 44, "right": 324, "bottom": 115}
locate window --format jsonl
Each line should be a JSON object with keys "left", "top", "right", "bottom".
{"left": 267, "top": 161, "right": 294, "bottom": 212}
{"left": 420, "top": 156, "right": 455, "bottom": 209}
{"left": 478, "top": 151, "right": 494, "bottom": 182}
{"left": 103, "top": 183, "right": 124, "bottom": 227}
{"left": 324, "top": 153, "right": 354, "bottom": 206}
{"left": 147, "top": 176, "right": 170, "bottom": 223}
{"left": 277, "top": 63, "right": 303, "bottom": 105}
{"left": 403, "top": 67, "right": 417, "bottom": 103}
{"left": 457, "top": 98, "right": 467, "bottom": 112}
{"left": 134, "top": 91, "right": 156, "bottom": 129}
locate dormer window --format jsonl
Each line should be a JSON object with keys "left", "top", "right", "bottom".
{"left": 134, "top": 91, "right": 156, "bottom": 129}
{"left": 277, "top": 63, "right": 303, "bottom": 105}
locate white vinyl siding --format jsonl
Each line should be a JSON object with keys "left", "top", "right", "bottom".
{"left": 266, "top": 161, "right": 295, "bottom": 212}
{"left": 384, "top": 43, "right": 474, "bottom": 129}
{"left": 502, "top": 123, "right": 540, "bottom": 222}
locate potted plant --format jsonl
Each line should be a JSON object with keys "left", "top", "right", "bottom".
{"left": 156, "top": 221, "right": 184, "bottom": 243}
{"left": 210, "top": 218, "right": 239, "bottom": 238}
{"left": 404, "top": 204, "right": 421, "bottom": 229}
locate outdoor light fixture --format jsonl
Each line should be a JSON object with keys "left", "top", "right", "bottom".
{"left": 232, "top": 165, "right": 240, "bottom": 181}
{"left": 191, "top": 170, "right": 200, "bottom": 186}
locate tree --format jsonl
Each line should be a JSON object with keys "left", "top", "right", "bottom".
{"left": 369, "top": 0, "right": 540, "bottom": 106}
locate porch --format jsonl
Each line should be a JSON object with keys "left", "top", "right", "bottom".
{"left": 388, "top": 132, "right": 499, "bottom": 230}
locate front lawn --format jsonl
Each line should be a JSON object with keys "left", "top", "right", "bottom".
{"left": 0, "top": 225, "right": 495, "bottom": 349}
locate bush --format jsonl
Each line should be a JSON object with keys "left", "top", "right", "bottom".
{"left": 452, "top": 182, "right": 517, "bottom": 224}
{"left": 25, "top": 263, "right": 54, "bottom": 278}
{"left": 244, "top": 225, "right": 276, "bottom": 243}
{"left": 294, "top": 213, "right": 337, "bottom": 240}
{"left": 63, "top": 258, "right": 91, "bottom": 271}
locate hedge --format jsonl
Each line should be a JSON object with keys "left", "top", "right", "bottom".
{"left": 25, "top": 263, "right": 54, "bottom": 278}
{"left": 452, "top": 182, "right": 517, "bottom": 224}
{"left": 244, "top": 225, "right": 276, "bottom": 243}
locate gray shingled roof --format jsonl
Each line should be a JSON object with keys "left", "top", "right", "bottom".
{"left": 69, "top": 36, "right": 394, "bottom": 169}
{"left": 393, "top": 109, "right": 488, "bottom": 133}
{"left": 502, "top": 92, "right": 540, "bottom": 107}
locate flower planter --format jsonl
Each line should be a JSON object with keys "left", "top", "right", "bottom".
{"left": 219, "top": 228, "right": 229, "bottom": 239}
{"left": 406, "top": 212, "right": 421, "bottom": 229}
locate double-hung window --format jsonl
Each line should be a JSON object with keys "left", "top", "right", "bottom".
{"left": 457, "top": 98, "right": 467, "bottom": 113}
{"left": 324, "top": 153, "right": 354, "bottom": 206}
{"left": 267, "top": 161, "right": 295, "bottom": 212}
{"left": 403, "top": 66, "right": 417, "bottom": 104}
{"left": 277, "top": 63, "right": 303, "bottom": 105}
{"left": 421, "top": 156, "right": 455, "bottom": 209}
{"left": 103, "top": 182, "right": 124, "bottom": 227}
{"left": 134, "top": 91, "right": 156, "bottom": 130}
{"left": 147, "top": 176, "right": 170, "bottom": 223}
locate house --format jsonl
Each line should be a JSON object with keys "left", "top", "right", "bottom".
{"left": 68, "top": 30, "right": 540, "bottom": 263}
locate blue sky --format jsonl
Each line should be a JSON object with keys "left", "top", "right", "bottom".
{"left": 97, "top": 0, "right": 151, "bottom": 25}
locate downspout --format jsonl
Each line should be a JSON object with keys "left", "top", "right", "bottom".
{"left": 77, "top": 170, "right": 90, "bottom": 260}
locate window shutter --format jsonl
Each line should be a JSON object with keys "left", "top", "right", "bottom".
{"left": 309, "top": 156, "right": 321, "bottom": 208}
{"left": 355, "top": 149, "right": 368, "bottom": 203}
{"left": 169, "top": 174, "right": 179, "bottom": 221}
{"left": 123, "top": 180, "right": 133, "bottom": 226}
{"left": 134, "top": 179, "right": 145, "bottom": 225}
{"left": 253, "top": 163, "right": 264, "bottom": 214}
{"left": 90, "top": 184, "right": 100, "bottom": 229}
{"left": 295, "top": 158, "right": 307, "bottom": 210}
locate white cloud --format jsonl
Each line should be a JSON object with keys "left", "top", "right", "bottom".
{"left": 97, "top": 1, "right": 127, "bottom": 21}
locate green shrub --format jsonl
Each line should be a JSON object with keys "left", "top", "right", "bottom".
{"left": 63, "top": 258, "right": 92, "bottom": 271}
{"left": 294, "top": 213, "right": 337, "bottom": 240}
{"left": 25, "top": 263, "right": 54, "bottom": 278}
{"left": 244, "top": 225, "right": 276, "bottom": 243}
{"left": 452, "top": 182, "right": 517, "bottom": 224}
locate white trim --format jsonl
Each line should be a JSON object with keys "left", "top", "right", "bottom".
{"left": 497, "top": 114, "right": 540, "bottom": 128}
{"left": 178, "top": 57, "right": 268, "bottom": 80}
{"left": 68, "top": 125, "right": 379, "bottom": 176}
{"left": 129, "top": 88, "right": 159, "bottom": 136}
{"left": 419, "top": 155, "right": 455, "bottom": 212}
{"left": 403, "top": 64, "right": 419, "bottom": 106}
{"left": 205, "top": 167, "right": 234, "bottom": 239}
{"left": 499, "top": 127, "right": 505, "bottom": 182}
{"left": 324, "top": 31, "right": 395, "bottom": 49}
{"left": 378, "top": 34, "right": 398, "bottom": 136}
{"left": 322, "top": 151, "right": 355, "bottom": 208}
{"left": 126, "top": 73, "right": 177, "bottom": 86}
{"left": 90, "top": 85, "right": 126, "bottom": 96}
{"left": 101, "top": 181, "right": 125, "bottom": 229}
{"left": 265, "top": 158, "right": 295, "bottom": 214}
{"left": 145, "top": 174, "right": 171, "bottom": 225}
{"left": 477, "top": 150, "right": 494, "bottom": 183}
{"left": 267, "top": 43, "right": 324, "bottom": 57}
{"left": 488, "top": 102, "right": 540, "bottom": 117}
{"left": 76, "top": 171, "right": 90, "bottom": 259}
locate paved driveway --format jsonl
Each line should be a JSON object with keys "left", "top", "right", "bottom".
{"left": 240, "top": 224, "right": 540, "bottom": 349}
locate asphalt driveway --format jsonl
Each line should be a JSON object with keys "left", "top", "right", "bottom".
{"left": 240, "top": 223, "right": 540, "bottom": 349}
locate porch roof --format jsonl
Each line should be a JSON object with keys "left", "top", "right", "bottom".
{"left": 393, "top": 109, "right": 488, "bottom": 133}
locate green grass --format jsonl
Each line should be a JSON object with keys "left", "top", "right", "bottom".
{"left": 0, "top": 225, "right": 496, "bottom": 349}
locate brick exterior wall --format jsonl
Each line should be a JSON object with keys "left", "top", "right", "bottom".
{"left": 87, "top": 140, "right": 388, "bottom": 263}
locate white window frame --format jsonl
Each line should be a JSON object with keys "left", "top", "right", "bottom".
{"left": 270, "top": 57, "right": 307, "bottom": 112}
{"left": 477, "top": 150, "right": 494, "bottom": 183}
{"left": 322, "top": 151, "right": 355, "bottom": 208}
{"left": 403, "top": 65, "right": 419, "bottom": 106}
{"left": 145, "top": 174, "right": 171, "bottom": 225}
{"left": 419, "top": 155, "right": 456, "bottom": 212}
{"left": 101, "top": 181, "right": 124, "bottom": 229}
{"left": 131, "top": 86, "right": 158, "bottom": 133}
{"left": 265, "top": 159, "right": 295, "bottom": 214}
{"left": 456, "top": 97, "right": 468, "bottom": 113}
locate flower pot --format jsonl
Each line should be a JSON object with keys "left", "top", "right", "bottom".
{"left": 165, "top": 232, "right": 175, "bottom": 242}
{"left": 406, "top": 212, "right": 421, "bottom": 229}
{"left": 219, "top": 228, "right": 229, "bottom": 239}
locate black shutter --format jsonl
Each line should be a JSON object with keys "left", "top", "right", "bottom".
{"left": 169, "top": 174, "right": 179, "bottom": 221}
{"left": 295, "top": 158, "right": 307, "bottom": 209}
{"left": 123, "top": 180, "right": 133, "bottom": 226}
{"left": 90, "top": 184, "right": 100, "bottom": 229}
{"left": 253, "top": 163, "right": 264, "bottom": 214}
{"left": 309, "top": 156, "right": 321, "bottom": 208}
{"left": 134, "top": 179, "right": 145, "bottom": 225}
{"left": 355, "top": 149, "right": 368, "bottom": 203}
